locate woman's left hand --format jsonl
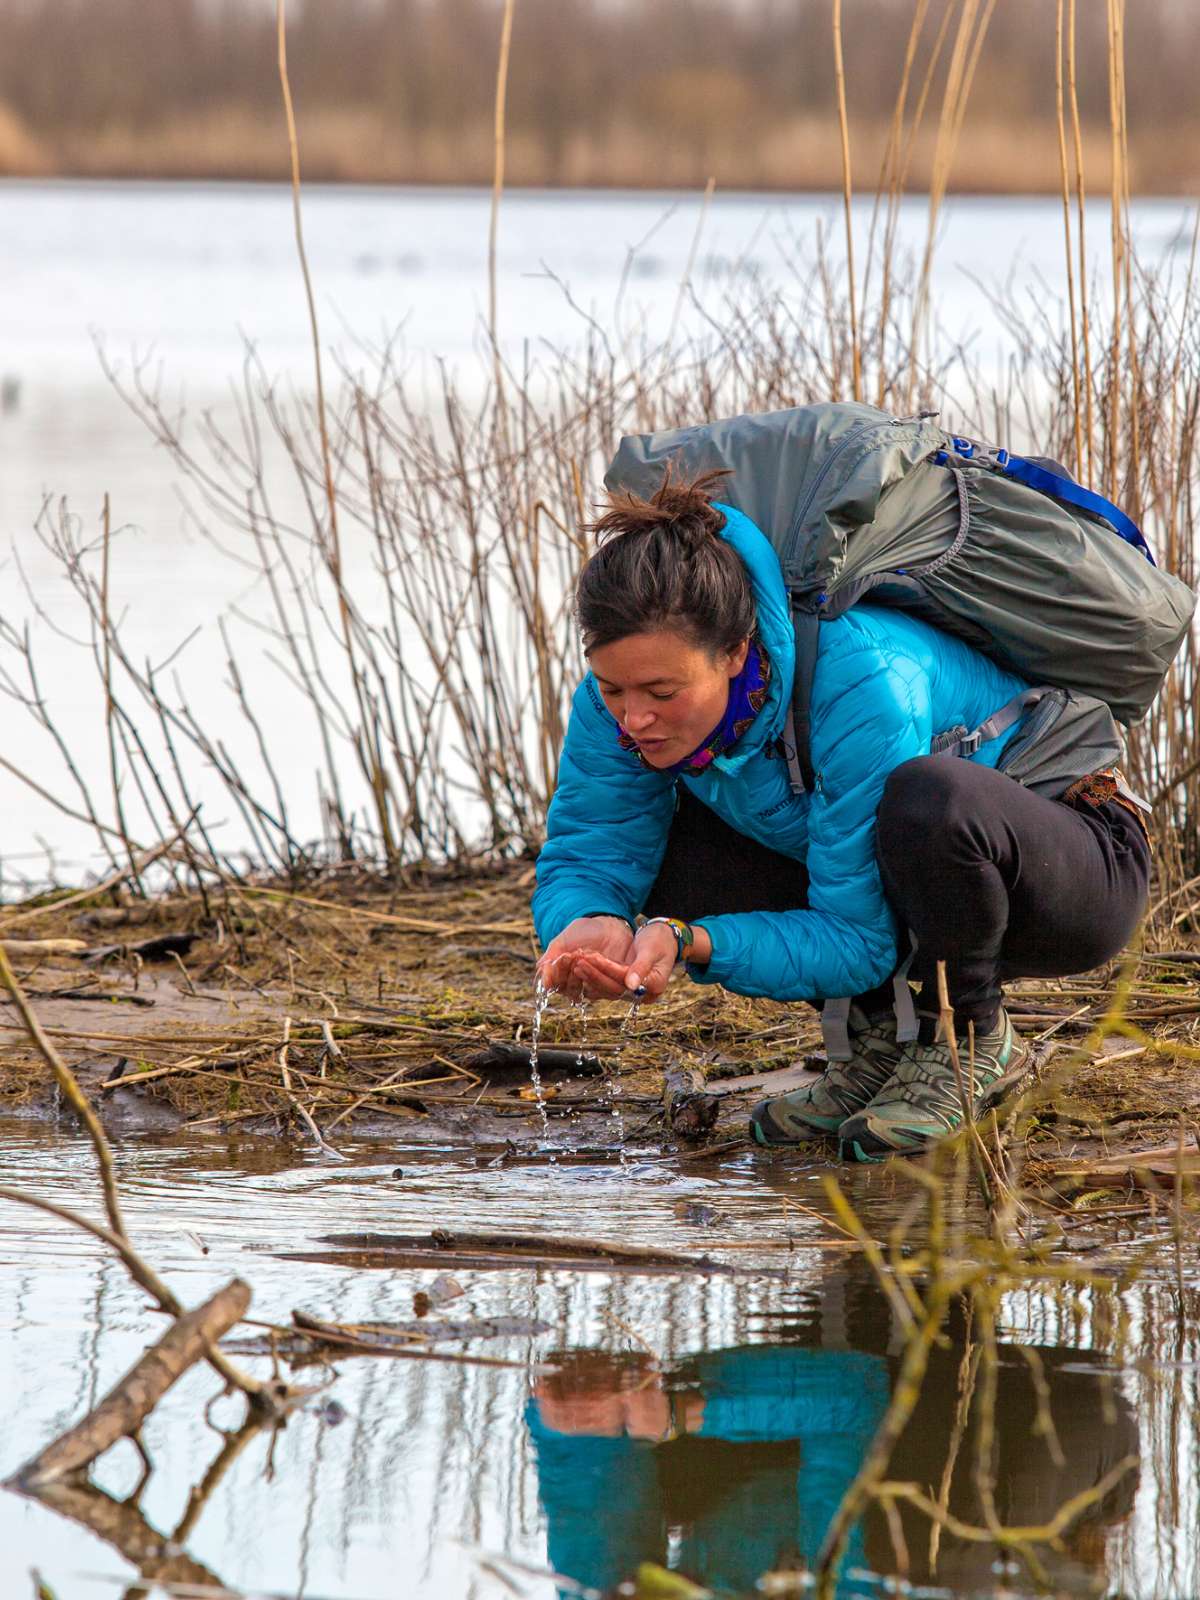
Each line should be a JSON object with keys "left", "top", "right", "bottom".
{"left": 572, "top": 921, "right": 680, "bottom": 1004}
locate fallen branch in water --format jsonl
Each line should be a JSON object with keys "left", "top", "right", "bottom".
{"left": 14, "top": 1413, "right": 267, "bottom": 1600}
{"left": 12, "top": 1279, "right": 252, "bottom": 1487}
{"left": 292, "top": 1228, "right": 747, "bottom": 1276}
{"left": 0, "top": 943, "right": 290, "bottom": 1415}
{"left": 19, "top": 1477, "right": 239, "bottom": 1598}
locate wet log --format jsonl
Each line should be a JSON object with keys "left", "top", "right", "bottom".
{"left": 662, "top": 1066, "right": 720, "bottom": 1141}
{"left": 1047, "top": 1142, "right": 1200, "bottom": 1195}
{"left": 12, "top": 1277, "right": 251, "bottom": 1487}
{"left": 291, "top": 1308, "right": 551, "bottom": 1348}
{"left": 465, "top": 1040, "right": 604, "bottom": 1077}
{"left": 298, "top": 1228, "right": 740, "bottom": 1276}
{"left": 83, "top": 931, "right": 198, "bottom": 965}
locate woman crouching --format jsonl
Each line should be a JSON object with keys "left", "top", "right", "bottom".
{"left": 532, "top": 470, "right": 1150, "bottom": 1161}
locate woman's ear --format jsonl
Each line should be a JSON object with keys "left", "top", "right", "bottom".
{"left": 726, "top": 636, "right": 751, "bottom": 676}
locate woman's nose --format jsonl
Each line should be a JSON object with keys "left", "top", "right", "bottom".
{"left": 624, "top": 700, "right": 658, "bottom": 732}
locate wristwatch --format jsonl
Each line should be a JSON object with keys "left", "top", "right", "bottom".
{"left": 639, "top": 915, "right": 696, "bottom": 965}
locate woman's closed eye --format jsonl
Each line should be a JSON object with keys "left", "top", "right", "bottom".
{"left": 597, "top": 682, "right": 677, "bottom": 704}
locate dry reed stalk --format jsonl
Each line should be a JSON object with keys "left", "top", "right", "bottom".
{"left": 98, "top": 494, "right": 138, "bottom": 891}
{"left": 665, "top": 174, "right": 716, "bottom": 359}
{"left": 1055, "top": 0, "right": 1084, "bottom": 477}
{"left": 1067, "top": 0, "right": 1095, "bottom": 486}
{"left": 831, "top": 0, "right": 861, "bottom": 402}
{"left": 1115, "top": 0, "right": 1142, "bottom": 522}
{"left": 906, "top": 0, "right": 995, "bottom": 412}
{"left": 277, "top": 1012, "right": 347, "bottom": 1158}
{"left": 1104, "top": 0, "right": 1125, "bottom": 500}
{"left": 488, "top": 0, "right": 516, "bottom": 354}
{"left": 867, "top": 0, "right": 929, "bottom": 407}
{"left": 276, "top": 0, "right": 398, "bottom": 868}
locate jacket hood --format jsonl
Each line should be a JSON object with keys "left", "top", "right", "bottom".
{"left": 709, "top": 501, "right": 794, "bottom": 773}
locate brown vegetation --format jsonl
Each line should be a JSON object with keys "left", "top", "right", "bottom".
{"left": 0, "top": 863, "right": 1197, "bottom": 1180}
{"left": 0, "top": 0, "right": 1197, "bottom": 192}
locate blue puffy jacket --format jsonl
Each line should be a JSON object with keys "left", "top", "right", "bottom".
{"left": 532, "top": 505, "right": 1030, "bottom": 1000}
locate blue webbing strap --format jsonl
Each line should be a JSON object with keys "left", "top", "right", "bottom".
{"left": 997, "top": 451, "right": 1156, "bottom": 565}
{"left": 934, "top": 438, "right": 1155, "bottom": 565}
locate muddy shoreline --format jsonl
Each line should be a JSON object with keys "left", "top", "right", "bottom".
{"left": 0, "top": 864, "right": 1195, "bottom": 1192}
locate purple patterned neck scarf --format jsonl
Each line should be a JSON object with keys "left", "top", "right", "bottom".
{"left": 617, "top": 641, "right": 772, "bottom": 776}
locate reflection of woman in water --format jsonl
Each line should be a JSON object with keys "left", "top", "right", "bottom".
{"left": 528, "top": 1345, "right": 889, "bottom": 1593}
{"left": 526, "top": 1302, "right": 1139, "bottom": 1594}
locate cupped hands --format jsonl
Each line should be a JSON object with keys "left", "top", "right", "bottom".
{"left": 536, "top": 914, "right": 680, "bottom": 1003}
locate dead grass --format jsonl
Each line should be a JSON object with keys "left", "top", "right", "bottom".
{"left": 0, "top": 865, "right": 814, "bottom": 1136}
{"left": 0, "top": 864, "right": 1196, "bottom": 1172}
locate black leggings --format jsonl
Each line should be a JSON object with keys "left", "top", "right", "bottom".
{"left": 643, "top": 756, "right": 1151, "bottom": 1032}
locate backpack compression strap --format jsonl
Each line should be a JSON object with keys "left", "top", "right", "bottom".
{"left": 929, "top": 688, "right": 1051, "bottom": 760}
{"left": 933, "top": 436, "right": 1157, "bottom": 565}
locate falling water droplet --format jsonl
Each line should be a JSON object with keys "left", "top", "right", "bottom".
{"left": 574, "top": 995, "right": 590, "bottom": 1069}
{"left": 610, "top": 996, "right": 643, "bottom": 1170}
{"left": 528, "top": 978, "right": 553, "bottom": 1146}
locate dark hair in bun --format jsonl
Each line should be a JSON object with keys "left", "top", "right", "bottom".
{"left": 577, "top": 464, "right": 756, "bottom": 655}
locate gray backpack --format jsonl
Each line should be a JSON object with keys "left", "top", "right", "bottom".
{"left": 606, "top": 401, "right": 1196, "bottom": 801}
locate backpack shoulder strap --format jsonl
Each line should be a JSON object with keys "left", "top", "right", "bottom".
{"left": 785, "top": 599, "right": 820, "bottom": 794}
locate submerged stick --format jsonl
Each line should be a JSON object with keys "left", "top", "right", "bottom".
{"left": 12, "top": 1279, "right": 251, "bottom": 1487}
{"left": 18, "top": 1477, "right": 235, "bottom": 1597}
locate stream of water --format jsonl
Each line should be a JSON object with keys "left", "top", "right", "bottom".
{"left": 0, "top": 1115, "right": 1197, "bottom": 1599}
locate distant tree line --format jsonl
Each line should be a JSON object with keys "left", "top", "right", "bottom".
{"left": 0, "top": 0, "right": 1194, "bottom": 190}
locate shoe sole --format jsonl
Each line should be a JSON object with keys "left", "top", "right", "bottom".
{"left": 749, "top": 1104, "right": 839, "bottom": 1147}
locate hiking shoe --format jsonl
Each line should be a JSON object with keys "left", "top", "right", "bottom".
{"left": 837, "top": 1010, "right": 1031, "bottom": 1163}
{"left": 750, "top": 1006, "right": 901, "bottom": 1146}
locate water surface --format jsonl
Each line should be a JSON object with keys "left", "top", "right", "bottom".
{"left": 0, "top": 1116, "right": 1196, "bottom": 1598}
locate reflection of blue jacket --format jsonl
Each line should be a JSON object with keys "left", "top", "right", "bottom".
{"left": 527, "top": 1346, "right": 889, "bottom": 1595}
{"left": 533, "top": 505, "right": 1028, "bottom": 1000}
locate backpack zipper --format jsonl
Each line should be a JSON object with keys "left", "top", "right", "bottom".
{"left": 783, "top": 419, "right": 881, "bottom": 579}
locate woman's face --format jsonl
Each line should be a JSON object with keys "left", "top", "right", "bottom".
{"left": 589, "top": 628, "right": 749, "bottom": 768}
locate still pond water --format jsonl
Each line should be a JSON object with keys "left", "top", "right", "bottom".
{"left": 0, "top": 1114, "right": 1196, "bottom": 1599}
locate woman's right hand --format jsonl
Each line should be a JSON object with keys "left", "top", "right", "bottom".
{"left": 537, "top": 915, "right": 635, "bottom": 996}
